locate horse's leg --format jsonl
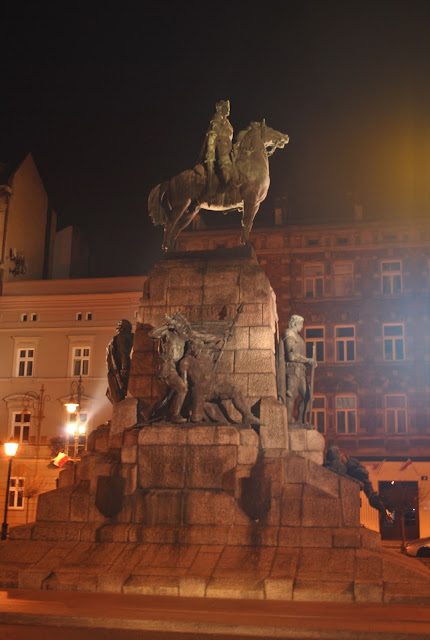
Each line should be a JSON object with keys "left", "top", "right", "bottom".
{"left": 163, "top": 199, "right": 191, "bottom": 251}
{"left": 240, "top": 196, "right": 260, "bottom": 245}
{"left": 169, "top": 202, "right": 201, "bottom": 248}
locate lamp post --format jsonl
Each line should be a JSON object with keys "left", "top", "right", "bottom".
{"left": 1, "top": 439, "right": 19, "bottom": 540}
{"left": 64, "top": 376, "right": 85, "bottom": 460}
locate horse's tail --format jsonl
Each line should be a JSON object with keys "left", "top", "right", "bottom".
{"left": 148, "top": 182, "right": 169, "bottom": 226}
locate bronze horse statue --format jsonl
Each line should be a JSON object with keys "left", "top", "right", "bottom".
{"left": 148, "top": 120, "right": 289, "bottom": 251}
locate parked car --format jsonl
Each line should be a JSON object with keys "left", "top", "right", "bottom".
{"left": 405, "top": 537, "right": 430, "bottom": 558}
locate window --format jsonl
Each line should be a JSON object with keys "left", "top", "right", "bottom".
{"left": 76, "top": 312, "right": 82, "bottom": 321}
{"left": 305, "top": 327, "right": 324, "bottom": 362}
{"left": 381, "top": 261, "right": 402, "bottom": 294}
{"left": 385, "top": 395, "right": 407, "bottom": 434}
{"left": 383, "top": 324, "right": 405, "bottom": 360}
{"left": 333, "top": 262, "right": 353, "bottom": 296}
{"left": 335, "top": 326, "right": 355, "bottom": 362}
{"left": 86, "top": 312, "right": 92, "bottom": 321}
{"left": 21, "top": 313, "right": 27, "bottom": 322}
{"left": 72, "top": 347, "right": 90, "bottom": 376}
{"left": 336, "top": 396, "right": 357, "bottom": 434}
{"left": 17, "top": 348, "right": 35, "bottom": 377}
{"left": 31, "top": 313, "right": 37, "bottom": 321}
{"left": 311, "top": 396, "right": 326, "bottom": 434}
{"left": 9, "top": 477, "right": 24, "bottom": 509}
{"left": 304, "top": 264, "right": 324, "bottom": 298}
{"left": 12, "top": 412, "right": 31, "bottom": 443}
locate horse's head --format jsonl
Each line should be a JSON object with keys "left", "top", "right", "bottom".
{"left": 260, "top": 119, "right": 289, "bottom": 156}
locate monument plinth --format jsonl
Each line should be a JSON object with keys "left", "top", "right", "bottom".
{"left": 1, "top": 247, "right": 429, "bottom": 603}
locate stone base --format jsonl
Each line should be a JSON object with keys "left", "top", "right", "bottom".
{"left": 289, "top": 426, "right": 325, "bottom": 465}
{"left": 4, "top": 421, "right": 430, "bottom": 604}
{"left": 2, "top": 535, "right": 430, "bottom": 603}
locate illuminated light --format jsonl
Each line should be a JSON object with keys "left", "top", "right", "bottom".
{"left": 66, "top": 423, "right": 77, "bottom": 435}
{"left": 65, "top": 402, "right": 79, "bottom": 413}
{"left": 78, "top": 423, "right": 86, "bottom": 435}
{"left": 391, "top": 481, "right": 395, "bottom": 485}
{"left": 4, "top": 441, "right": 18, "bottom": 457}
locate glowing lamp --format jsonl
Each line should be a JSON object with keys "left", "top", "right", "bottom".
{"left": 78, "top": 423, "right": 86, "bottom": 435}
{"left": 66, "top": 423, "right": 77, "bottom": 435}
{"left": 4, "top": 441, "right": 18, "bottom": 457}
{"left": 65, "top": 401, "right": 79, "bottom": 413}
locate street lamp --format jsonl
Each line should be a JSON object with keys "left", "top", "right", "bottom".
{"left": 64, "top": 376, "right": 86, "bottom": 460}
{"left": 1, "top": 439, "right": 19, "bottom": 540}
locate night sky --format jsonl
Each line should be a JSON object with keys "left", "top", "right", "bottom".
{"left": 2, "top": 1, "right": 430, "bottom": 277}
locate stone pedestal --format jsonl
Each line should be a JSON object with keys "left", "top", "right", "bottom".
{"left": 2, "top": 248, "right": 430, "bottom": 604}
{"left": 288, "top": 427, "right": 325, "bottom": 465}
{"left": 128, "top": 247, "right": 285, "bottom": 446}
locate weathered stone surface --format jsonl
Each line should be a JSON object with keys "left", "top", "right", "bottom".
{"left": 307, "top": 462, "right": 339, "bottom": 497}
{"left": 168, "top": 286, "right": 203, "bottom": 306}
{"left": 225, "top": 327, "right": 249, "bottom": 350}
{"left": 36, "top": 486, "right": 75, "bottom": 522}
{"left": 280, "top": 484, "right": 303, "bottom": 526}
{"left": 289, "top": 429, "right": 325, "bottom": 461}
{"left": 339, "top": 476, "right": 361, "bottom": 527}
{"left": 355, "top": 549, "right": 383, "bottom": 581}
{"left": 270, "top": 549, "right": 300, "bottom": 578}
{"left": 259, "top": 397, "right": 288, "bottom": 451}
{"left": 293, "top": 579, "right": 354, "bottom": 602}
{"left": 70, "top": 486, "right": 90, "bottom": 522}
{"left": 354, "top": 580, "right": 383, "bottom": 603}
{"left": 110, "top": 398, "right": 138, "bottom": 436}
{"left": 278, "top": 527, "right": 333, "bottom": 548}
{"left": 179, "top": 576, "right": 207, "bottom": 597}
{"left": 186, "top": 425, "right": 240, "bottom": 446}
{"left": 236, "top": 303, "right": 263, "bottom": 327}
{"left": 301, "top": 485, "right": 341, "bottom": 528}
{"left": 57, "top": 465, "right": 76, "bottom": 488}
{"left": 121, "top": 444, "right": 137, "bottom": 464}
{"left": 333, "top": 530, "right": 361, "bottom": 548}
{"left": 186, "top": 445, "right": 237, "bottom": 489}
{"left": 143, "top": 490, "right": 183, "bottom": 526}
{"left": 249, "top": 326, "right": 275, "bottom": 351}
{"left": 248, "top": 373, "right": 277, "bottom": 397}
{"left": 237, "top": 444, "right": 258, "bottom": 465}
{"left": 298, "top": 548, "right": 355, "bottom": 581}
{"left": 138, "top": 425, "right": 187, "bottom": 445}
{"left": 240, "top": 264, "right": 272, "bottom": 304}
{"left": 264, "top": 577, "right": 293, "bottom": 600}
{"left": 18, "top": 569, "right": 52, "bottom": 590}
{"left": 184, "top": 491, "right": 236, "bottom": 525}
{"left": 138, "top": 445, "right": 185, "bottom": 489}
{"left": 123, "top": 574, "right": 180, "bottom": 596}
{"left": 361, "top": 527, "right": 381, "bottom": 552}
{"left": 206, "top": 576, "right": 265, "bottom": 599}
{"left": 234, "top": 349, "right": 275, "bottom": 374}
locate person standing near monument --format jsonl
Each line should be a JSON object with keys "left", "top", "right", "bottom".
{"left": 106, "top": 319, "right": 134, "bottom": 404}
{"left": 282, "top": 314, "right": 317, "bottom": 424}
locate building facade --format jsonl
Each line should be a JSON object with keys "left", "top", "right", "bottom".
{"left": 0, "top": 276, "right": 144, "bottom": 527}
{"left": 176, "top": 216, "right": 430, "bottom": 539}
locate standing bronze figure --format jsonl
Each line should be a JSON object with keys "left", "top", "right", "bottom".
{"left": 106, "top": 319, "right": 134, "bottom": 404}
{"left": 282, "top": 315, "right": 317, "bottom": 424}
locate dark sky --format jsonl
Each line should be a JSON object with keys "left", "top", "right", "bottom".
{"left": 2, "top": 1, "right": 430, "bottom": 276}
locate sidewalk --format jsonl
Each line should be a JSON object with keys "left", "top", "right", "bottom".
{"left": 1, "top": 588, "right": 430, "bottom": 639}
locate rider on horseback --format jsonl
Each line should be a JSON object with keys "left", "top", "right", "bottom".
{"left": 200, "top": 100, "right": 240, "bottom": 194}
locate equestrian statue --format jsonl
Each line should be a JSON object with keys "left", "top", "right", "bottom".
{"left": 148, "top": 100, "right": 289, "bottom": 251}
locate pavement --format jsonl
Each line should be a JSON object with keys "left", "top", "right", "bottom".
{"left": 1, "top": 588, "right": 430, "bottom": 639}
